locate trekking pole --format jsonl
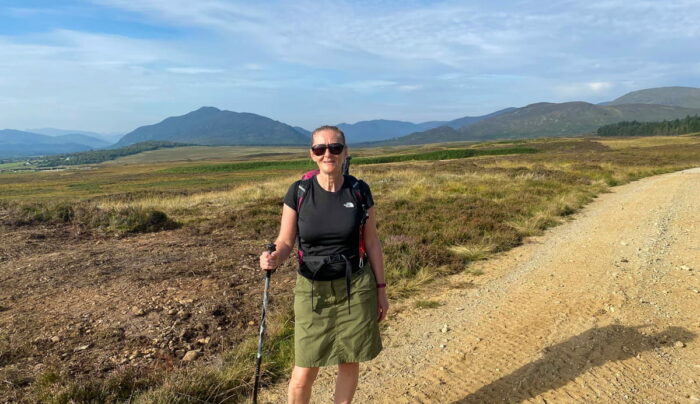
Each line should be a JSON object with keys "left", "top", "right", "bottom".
{"left": 253, "top": 242, "right": 276, "bottom": 404}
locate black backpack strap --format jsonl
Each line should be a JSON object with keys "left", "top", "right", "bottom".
{"left": 295, "top": 178, "right": 313, "bottom": 265}
{"left": 345, "top": 175, "right": 370, "bottom": 267}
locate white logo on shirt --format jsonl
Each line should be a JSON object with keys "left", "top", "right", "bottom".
{"left": 344, "top": 202, "right": 355, "bottom": 208}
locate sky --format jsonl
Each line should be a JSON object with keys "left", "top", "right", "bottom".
{"left": 1, "top": 0, "right": 699, "bottom": 134}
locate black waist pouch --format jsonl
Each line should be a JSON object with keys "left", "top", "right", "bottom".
{"left": 299, "top": 254, "right": 360, "bottom": 280}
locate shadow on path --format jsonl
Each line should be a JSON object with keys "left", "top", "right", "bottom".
{"left": 451, "top": 325, "right": 695, "bottom": 403}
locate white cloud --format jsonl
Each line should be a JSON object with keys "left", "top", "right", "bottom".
{"left": 554, "top": 81, "right": 616, "bottom": 100}
{"left": 3, "top": 1, "right": 700, "bottom": 130}
{"left": 397, "top": 84, "right": 422, "bottom": 91}
{"left": 587, "top": 82, "right": 613, "bottom": 92}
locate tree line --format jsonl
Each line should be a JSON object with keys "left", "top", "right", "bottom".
{"left": 597, "top": 115, "right": 700, "bottom": 137}
{"left": 33, "top": 141, "right": 191, "bottom": 167}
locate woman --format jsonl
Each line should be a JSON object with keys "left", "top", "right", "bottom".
{"left": 259, "top": 125, "right": 388, "bottom": 404}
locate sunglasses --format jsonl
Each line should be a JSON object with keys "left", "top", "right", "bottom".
{"left": 311, "top": 143, "right": 345, "bottom": 156}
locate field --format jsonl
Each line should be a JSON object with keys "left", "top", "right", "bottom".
{"left": 1, "top": 135, "right": 699, "bottom": 403}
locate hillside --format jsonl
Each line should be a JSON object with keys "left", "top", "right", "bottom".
{"left": 367, "top": 102, "right": 700, "bottom": 145}
{"left": 608, "top": 86, "right": 700, "bottom": 109}
{"left": 115, "top": 107, "right": 309, "bottom": 147}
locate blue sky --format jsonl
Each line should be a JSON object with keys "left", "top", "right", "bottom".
{"left": 1, "top": 0, "right": 699, "bottom": 133}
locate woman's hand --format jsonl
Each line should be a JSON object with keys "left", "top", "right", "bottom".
{"left": 377, "top": 288, "right": 389, "bottom": 322}
{"left": 259, "top": 250, "right": 279, "bottom": 271}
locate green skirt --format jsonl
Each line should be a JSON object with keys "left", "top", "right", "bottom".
{"left": 293, "top": 265, "right": 383, "bottom": 367}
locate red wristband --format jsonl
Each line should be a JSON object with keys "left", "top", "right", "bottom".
{"left": 376, "top": 283, "right": 386, "bottom": 289}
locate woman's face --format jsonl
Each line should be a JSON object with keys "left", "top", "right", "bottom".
{"left": 310, "top": 129, "right": 347, "bottom": 176}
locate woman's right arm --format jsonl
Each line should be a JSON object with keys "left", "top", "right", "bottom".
{"left": 260, "top": 204, "right": 297, "bottom": 270}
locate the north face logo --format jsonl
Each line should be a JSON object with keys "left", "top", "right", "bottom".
{"left": 344, "top": 202, "right": 355, "bottom": 208}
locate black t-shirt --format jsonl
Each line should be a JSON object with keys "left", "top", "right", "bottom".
{"left": 283, "top": 175, "right": 374, "bottom": 259}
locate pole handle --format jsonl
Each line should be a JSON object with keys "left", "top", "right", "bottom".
{"left": 265, "top": 243, "right": 276, "bottom": 277}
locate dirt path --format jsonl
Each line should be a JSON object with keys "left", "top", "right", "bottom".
{"left": 260, "top": 167, "right": 700, "bottom": 403}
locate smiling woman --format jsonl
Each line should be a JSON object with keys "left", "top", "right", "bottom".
{"left": 259, "top": 125, "right": 388, "bottom": 404}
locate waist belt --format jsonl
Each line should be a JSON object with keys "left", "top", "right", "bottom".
{"left": 299, "top": 254, "right": 361, "bottom": 314}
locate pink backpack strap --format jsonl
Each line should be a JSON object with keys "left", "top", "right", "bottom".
{"left": 301, "top": 169, "right": 320, "bottom": 180}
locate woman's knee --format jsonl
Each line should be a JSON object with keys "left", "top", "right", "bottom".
{"left": 290, "top": 366, "right": 319, "bottom": 389}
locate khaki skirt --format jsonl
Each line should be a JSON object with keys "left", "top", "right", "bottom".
{"left": 293, "top": 265, "right": 383, "bottom": 367}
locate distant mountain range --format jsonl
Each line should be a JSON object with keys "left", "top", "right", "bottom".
{"left": 115, "top": 106, "right": 309, "bottom": 147}
{"left": 337, "top": 108, "right": 516, "bottom": 143}
{"left": 367, "top": 87, "right": 700, "bottom": 146}
{"left": 5, "top": 86, "right": 700, "bottom": 159}
{"left": 0, "top": 129, "right": 109, "bottom": 159}
{"left": 29, "top": 128, "right": 124, "bottom": 145}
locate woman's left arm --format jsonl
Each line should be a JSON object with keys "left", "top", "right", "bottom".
{"left": 363, "top": 206, "right": 389, "bottom": 322}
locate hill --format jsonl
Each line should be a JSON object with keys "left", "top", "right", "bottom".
{"left": 0, "top": 129, "right": 94, "bottom": 158}
{"left": 608, "top": 86, "right": 700, "bottom": 109}
{"left": 29, "top": 128, "right": 123, "bottom": 145}
{"left": 115, "top": 107, "right": 309, "bottom": 147}
{"left": 366, "top": 102, "right": 700, "bottom": 145}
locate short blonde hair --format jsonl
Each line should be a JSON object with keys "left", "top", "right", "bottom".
{"left": 310, "top": 125, "right": 346, "bottom": 145}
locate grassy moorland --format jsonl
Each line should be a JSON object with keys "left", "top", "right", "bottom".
{"left": 1, "top": 135, "right": 700, "bottom": 402}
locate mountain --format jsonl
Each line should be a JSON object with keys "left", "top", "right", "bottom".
{"left": 358, "top": 126, "right": 461, "bottom": 146}
{"left": 608, "top": 86, "right": 700, "bottom": 109}
{"left": 115, "top": 107, "right": 309, "bottom": 147}
{"left": 53, "top": 134, "right": 110, "bottom": 148}
{"left": 0, "top": 129, "right": 93, "bottom": 158}
{"left": 337, "top": 120, "right": 441, "bottom": 143}
{"left": 338, "top": 108, "right": 515, "bottom": 143}
{"left": 444, "top": 107, "right": 517, "bottom": 129}
{"left": 293, "top": 126, "right": 311, "bottom": 137}
{"left": 28, "top": 128, "right": 122, "bottom": 145}
{"left": 367, "top": 101, "right": 700, "bottom": 145}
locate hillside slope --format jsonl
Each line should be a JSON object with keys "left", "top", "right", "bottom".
{"left": 609, "top": 86, "right": 700, "bottom": 108}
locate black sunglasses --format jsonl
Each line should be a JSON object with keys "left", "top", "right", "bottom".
{"left": 311, "top": 143, "right": 345, "bottom": 156}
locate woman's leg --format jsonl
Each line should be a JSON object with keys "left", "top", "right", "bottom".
{"left": 288, "top": 366, "right": 319, "bottom": 404}
{"left": 334, "top": 362, "right": 359, "bottom": 404}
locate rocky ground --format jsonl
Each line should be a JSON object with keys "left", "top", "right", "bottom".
{"left": 0, "top": 214, "right": 298, "bottom": 401}
{"left": 261, "top": 167, "right": 700, "bottom": 403}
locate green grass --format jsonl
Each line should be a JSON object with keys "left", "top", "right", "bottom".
{"left": 158, "top": 146, "right": 538, "bottom": 175}
{"left": 354, "top": 146, "right": 537, "bottom": 165}
{"left": 0, "top": 161, "right": 28, "bottom": 171}
{"left": 160, "top": 159, "right": 317, "bottom": 174}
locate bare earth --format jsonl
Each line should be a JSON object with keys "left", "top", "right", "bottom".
{"left": 261, "top": 167, "right": 700, "bottom": 403}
